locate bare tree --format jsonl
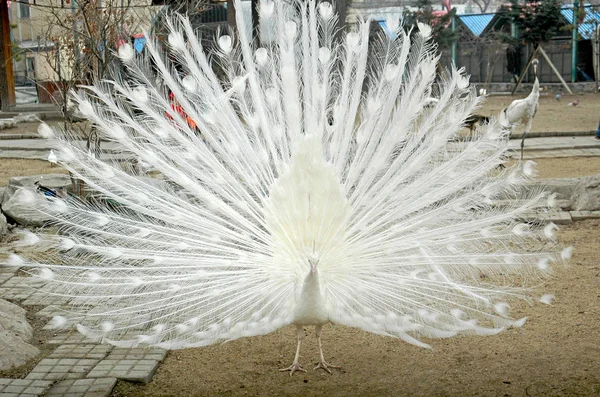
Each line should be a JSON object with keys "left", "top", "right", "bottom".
{"left": 32, "top": 0, "right": 154, "bottom": 153}
{"left": 472, "top": 0, "right": 492, "bottom": 13}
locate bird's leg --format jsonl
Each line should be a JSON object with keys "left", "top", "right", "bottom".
{"left": 520, "top": 132, "right": 526, "bottom": 161}
{"left": 280, "top": 326, "right": 306, "bottom": 375}
{"left": 314, "top": 324, "right": 340, "bottom": 373}
{"left": 520, "top": 120, "right": 533, "bottom": 161}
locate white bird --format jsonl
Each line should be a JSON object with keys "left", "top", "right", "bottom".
{"left": 499, "top": 60, "right": 540, "bottom": 160}
{"left": 47, "top": 150, "right": 57, "bottom": 164}
{"left": 5, "top": 1, "right": 570, "bottom": 375}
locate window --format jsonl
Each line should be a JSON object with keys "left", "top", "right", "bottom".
{"left": 19, "top": 0, "right": 30, "bottom": 19}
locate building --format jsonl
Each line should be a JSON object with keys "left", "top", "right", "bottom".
{"left": 7, "top": 0, "right": 159, "bottom": 102}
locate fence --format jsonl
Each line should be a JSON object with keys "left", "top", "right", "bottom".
{"left": 436, "top": 5, "right": 600, "bottom": 84}
{"left": 439, "top": 39, "right": 578, "bottom": 84}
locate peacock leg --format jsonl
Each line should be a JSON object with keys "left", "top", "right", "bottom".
{"left": 314, "top": 324, "right": 340, "bottom": 373}
{"left": 280, "top": 326, "right": 307, "bottom": 375}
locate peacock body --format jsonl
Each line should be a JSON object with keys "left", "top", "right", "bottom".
{"left": 6, "top": 0, "right": 571, "bottom": 374}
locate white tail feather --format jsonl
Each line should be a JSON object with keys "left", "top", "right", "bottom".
{"left": 14, "top": 0, "right": 568, "bottom": 354}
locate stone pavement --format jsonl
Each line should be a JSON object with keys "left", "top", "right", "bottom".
{"left": 0, "top": 139, "right": 121, "bottom": 161}
{"left": 0, "top": 265, "right": 167, "bottom": 396}
{"left": 506, "top": 135, "right": 600, "bottom": 159}
{"left": 0, "top": 134, "right": 599, "bottom": 160}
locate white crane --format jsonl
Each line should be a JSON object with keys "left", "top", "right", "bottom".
{"left": 500, "top": 60, "right": 540, "bottom": 160}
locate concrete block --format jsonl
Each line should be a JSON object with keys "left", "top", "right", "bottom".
{"left": 25, "top": 358, "right": 100, "bottom": 381}
{"left": 87, "top": 358, "right": 161, "bottom": 384}
{"left": 44, "top": 378, "right": 117, "bottom": 397}
{"left": 0, "top": 379, "right": 52, "bottom": 396}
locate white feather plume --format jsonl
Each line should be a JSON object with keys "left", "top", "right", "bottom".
{"left": 14, "top": 0, "right": 568, "bottom": 353}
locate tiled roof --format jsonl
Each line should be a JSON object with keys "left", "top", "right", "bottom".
{"left": 458, "top": 13, "right": 495, "bottom": 37}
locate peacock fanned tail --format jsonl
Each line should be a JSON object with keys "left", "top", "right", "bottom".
{"left": 7, "top": 0, "right": 571, "bottom": 350}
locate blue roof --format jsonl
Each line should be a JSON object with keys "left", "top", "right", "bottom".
{"left": 561, "top": 6, "right": 600, "bottom": 39}
{"left": 134, "top": 37, "right": 146, "bottom": 53}
{"left": 458, "top": 13, "right": 494, "bottom": 37}
{"left": 378, "top": 21, "right": 399, "bottom": 40}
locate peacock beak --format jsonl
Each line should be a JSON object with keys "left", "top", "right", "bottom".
{"left": 310, "top": 259, "right": 318, "bottom": 273}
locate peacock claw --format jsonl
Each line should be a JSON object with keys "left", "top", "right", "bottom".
{"left": 280, "top": 363, "right": 307, "bottom": 376}
{"left": 314, "top": 360, "right": 340, "bottom": 374}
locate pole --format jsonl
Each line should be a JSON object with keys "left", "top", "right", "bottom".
{"left": 451, "top": 14, "right": 457, "bottom": 66}
{"left": 71, "top": 0, "right": 79, "bottom": 79}
{"left": 226, "top": 0, "right": 236, "bottom": 30}
{"left": 596, "top": 23, "right": 599, "bottom": 91}
{"left": 0, "top": 0, "right": 16, "bottom": 110}
{"left": 571, "top": 0, "right": 579, "bottom": 83}
{"left": 251, "top": 0, "right": 259, "bottom": 46}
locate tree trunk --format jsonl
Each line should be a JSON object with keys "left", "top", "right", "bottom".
{"left": 0, "top": 0, "right": 16, "bottom": 111}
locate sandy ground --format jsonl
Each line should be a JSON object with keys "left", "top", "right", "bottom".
{"left": 0, "top": 159, "right": 69, "bottom": 187}
{"left": 506, "top": 157, "right": 600, "bottom": 179}
{"left": 477, "top": 93, "right": 599, "bottom": 133}
{"left": 109, "top": 158, "right": 600, "bottom": 397}
{"left": 0, "top": 157, "right": 598, "bottom": 396}
{"left": 111, "top": 221, "right": 600, "bottom": 397}
{"left": 0, "top": 98, "right": 599, "bottom": 396}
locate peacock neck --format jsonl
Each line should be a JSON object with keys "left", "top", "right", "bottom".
{"left": 300, "top": 268, "right": 322, "bottom": 301}
{"left": 293, "top": 268, "right": 328, "bottom": 326}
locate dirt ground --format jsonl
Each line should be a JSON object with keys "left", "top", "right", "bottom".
{"left": 110, "top": 206, "right": 599, "bottom": 397}
{"left": 0, "top": 97, "right": 599, "bottom": 396}
{"left": 0, "top": 159, "right": 69, "bottom": 186}
{"left": 477, "top": 92, "right": 599, "bottom": 133}
{"left": 0, "top": 158, "right": 598, "bottom": 396}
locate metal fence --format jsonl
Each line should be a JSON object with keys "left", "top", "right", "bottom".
{"left": 439, "top": 39, "right": 579, "bottom": 84}
{"left": 435, "top": 5, "right": 600, "bottom": 84}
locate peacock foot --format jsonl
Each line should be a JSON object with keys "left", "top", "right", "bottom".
{"left": 279, "top": 362, "right": 307, "bottom": 376}
{"left": 314, "top": 360, "right": 340, "bottom": 374}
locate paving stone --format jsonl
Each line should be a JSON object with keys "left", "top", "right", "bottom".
{"left": 0, "top": 378, "right": 53, "bottom": 396}
{"left": 105, "top": 347, "right": 167, "bottom": 362}
{"left": 35, "top": 305, "right": 71, "bottom": 318}
{"left": 48, "top": 332, "right": 97, "bottom": 345}
{"left": 569, "top": 210, "right": 600, "bottom": 221}
{"left": 25, "top": 358, "right": 100, "bottom": 381}
{"left": 22, "top": 292, "right": 71, "bottom": 306}
{"left": 86, "top": 348, "right": 166, "bottom": 384}
{"left": 49, "top": 344, "right": 113, "bottom": 360}
{"left": 44, "top": 377, "right": 117, "bottom": 397}
{"left": 0, "top": 268, "right": 19, "bottom": 286}
{"left": 518, "top": 211, "right": 572, "bottom": 224}
{"left": 0, "top": 276, "right": 47, "bottom": 300}
{"left": 87, "top": 359, "right": 160, "bottom": 383}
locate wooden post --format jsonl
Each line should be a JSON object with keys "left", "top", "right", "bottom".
{"left": 451, "top": 14, "right": 457, "bottom": 66}
{"left": 226, "top": 0, "right": 236, "bottom": 30}
{"left": 0, "top": 0, "right": 16, "bottom": 111}
{"left": 571, "top": 0, "right": 579, "bottom": 83}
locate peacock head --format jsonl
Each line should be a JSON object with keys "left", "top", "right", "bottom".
{"left": 308, "top": 254, "right": 319, "bottom": 274}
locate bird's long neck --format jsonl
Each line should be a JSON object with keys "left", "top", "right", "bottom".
{"left": 529, "top": 78, "right": 540, "bottom": 98}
